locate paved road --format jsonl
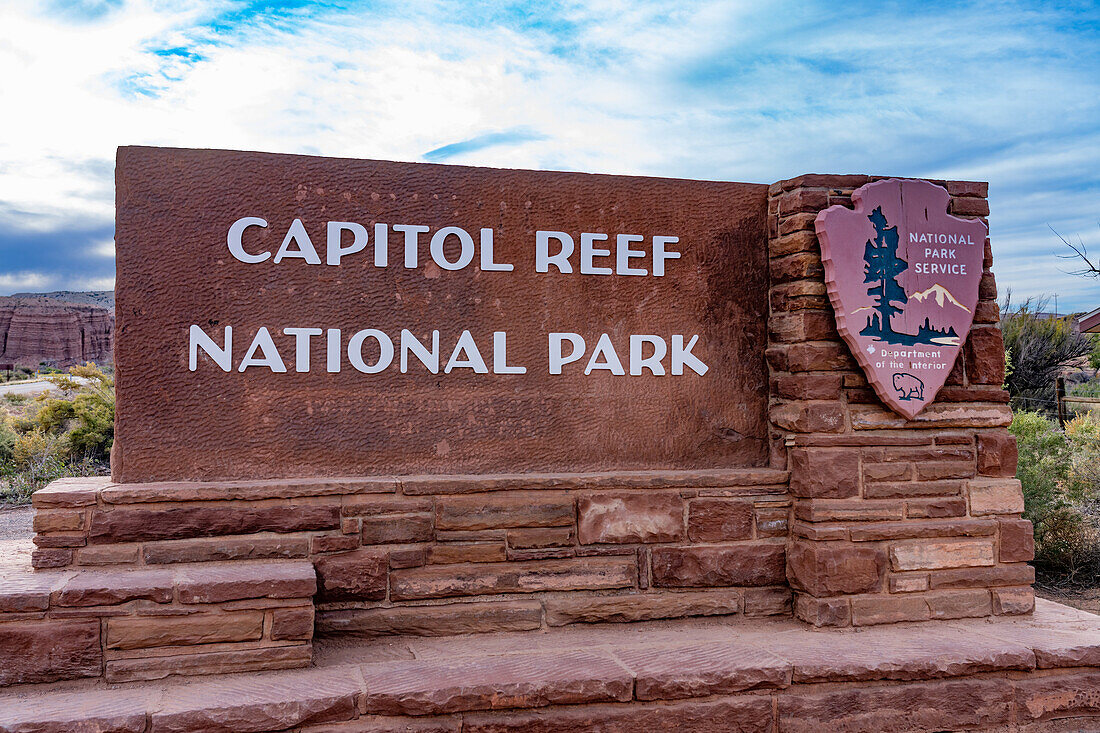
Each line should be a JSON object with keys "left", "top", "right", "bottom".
{"left": 0, "top": 379, "right": 58, "bottom": 397}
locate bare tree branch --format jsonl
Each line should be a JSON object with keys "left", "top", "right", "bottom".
{"left": 1053, "top": 224, "right": 1100, "bottom": 278}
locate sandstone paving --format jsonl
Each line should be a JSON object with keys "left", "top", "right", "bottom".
{"left": 2, "top": 601, "right": 1100, "bottom": 731}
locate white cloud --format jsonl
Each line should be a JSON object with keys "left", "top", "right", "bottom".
{"left": 0, "top": 1, "right": 1097, "bottom": 308}
{"left": 0, "top": 271, "right": 56, "bottom": 292}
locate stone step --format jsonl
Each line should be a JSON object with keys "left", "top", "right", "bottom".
{"left": 0, "top": 551, "right": 316, "bottom": 686}
{"left": 1, "top": 599, "right": 1099, "bottom": 732}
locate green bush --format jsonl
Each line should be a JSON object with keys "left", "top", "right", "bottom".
{"left": 0, "top": 363, "right": 113, "bottom": 505}
{"left": 1001, "top": 299, "right": 1094, "bottom": 414}
{"left": 1011, "top": 410, "right": 1100, "bottom": 582}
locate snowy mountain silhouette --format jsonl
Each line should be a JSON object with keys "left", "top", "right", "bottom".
{"left": 908, "top": 284, "right": 970, "bottom": 314}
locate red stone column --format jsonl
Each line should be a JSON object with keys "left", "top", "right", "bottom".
{"left": 767, "top": 175, "right": 1033, "bottom": 627}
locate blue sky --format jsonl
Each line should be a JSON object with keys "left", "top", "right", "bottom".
{"left": 1, "top": 0, "right": 1098, "bottom": 311}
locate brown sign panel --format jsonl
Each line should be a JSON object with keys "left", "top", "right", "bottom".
{"left": 816, "top": 179, "right": 987, "bottom": 419}
{"left": 114, "top": 147, "right": 770, "bottom": 482}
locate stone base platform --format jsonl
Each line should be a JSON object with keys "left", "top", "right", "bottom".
{"left": 2, "top": 599, "right": 1099, "bottom": 732}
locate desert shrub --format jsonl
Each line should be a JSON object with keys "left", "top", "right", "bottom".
{"left": 0, "top": 363, "right": 113, "bottom": 505}
{"left": 35, "top": 363, "right": 115, "bottom": 459}
{"left": 0, "top": 416, "right": 16, "bottom": 463}
{"left": 3, "top": 393, "right": 29, "bottom": 405}
{"left": 1011, "top": 410, "right": 1100, "bottom": 582}
{"left": 1090, "top": 336, "right": 1100, "bottom": 372}
{"left": 11, "top": 430, "right": 52, "bottom": 470}
{"left": 1001, "top": 298, "right": 1093, "bottom": 414}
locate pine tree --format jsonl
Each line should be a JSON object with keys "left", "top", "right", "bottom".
{"left": 861, "top": 207, "right": 908, "bottom": 340}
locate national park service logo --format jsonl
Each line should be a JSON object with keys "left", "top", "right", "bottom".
{"left": 815, "top": 179, "right": 988, "bottom": 419}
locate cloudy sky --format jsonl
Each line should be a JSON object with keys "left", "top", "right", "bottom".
{"left": 1, "top": 0, "right": 1098, "bottom": 310}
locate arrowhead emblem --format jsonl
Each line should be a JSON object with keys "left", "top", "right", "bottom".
{"left": 815, "top": 179, "right": 987, "bottom": 419}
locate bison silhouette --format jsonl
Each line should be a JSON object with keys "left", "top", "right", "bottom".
{"left": 892, "top": 372, "right": 924, "bottom": 401}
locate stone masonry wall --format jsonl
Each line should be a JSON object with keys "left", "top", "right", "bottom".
{"left": 767, "top": 175, "right": 1033, "bottom": 626}
{"left": 31, "top": 471, "right": 792, "bottom": 635}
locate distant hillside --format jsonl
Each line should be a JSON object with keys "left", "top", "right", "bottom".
{"left": 10, "top": 290, "right": 115, "bottom": 312}
{"left": 0, "top": 292, "right": 114, "bottom": 367}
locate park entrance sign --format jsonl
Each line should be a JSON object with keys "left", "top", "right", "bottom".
{"left": 16, "top": 155, "right": 1062, "bottom": 727}
{"left": 113, "top": 147, "right": 770, "bottom": 482}
{"left": 816, "top": 179, "right": 987, "bottom": 419}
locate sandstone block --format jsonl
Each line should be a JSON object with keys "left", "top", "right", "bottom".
{"left": 435, "top": 492, "right": 573, "bottom": 531}
{"left": 794, "top": 594, "right": 850, "bottom": 627}
{"left": 615, "top": 643, "right": 789, "bottom": 700}
{"left": 795, "top": 500, "right": 903, "bottom": 523}
{"left": 686, "top": 499, "right": 753, "bottom": 542}
{"left": 890, "top": 540, "right": 995, "bottom": 571}
{"left": 993, "top": 587, "right": 1035, "bottom": 615}
{"left": 889, "top": 574, "right": 929, "bottom": 593}
{"left": 74, "top": 544, "right": 142, "bottom": 565}
{"left": 998, "top": 518, "right": 1035, "bottom": 562}
{"left": 930, "top": 564, "right": 1034, "bottom": 589}
{"left": 787, "top": 541, "right": 885, "bottom": 596}
{"left": 927, "top": 589, "right": 993, "bottom": 619}
{"left": 176, "top": 561, "right": 317, "bottom": 603}
{"left": 105, "top": 645, "right": 312, "bottom": 684}
{"left": 143, "top": 535, "right": 311, "bottom": 564}
{"left": 315, "top": 549, "right": 388, "bottom": 601}
{"left": 863, "top": 462, "right": 909, "bottom": 482}
{"left": 1014, "top": 671, "right": 1100, "bottom": 722}
{"left": 850, "top": 403, "right": 1012, "bottom": 429}
{"left": 977, "top": 430, "right": 1018, "bottom": 477}
{"left": 544, "top": 590, "right": 741, "bottom": 626}
{"left": 771, "top": 402, "right": 845, "bottom": 433}
{"left": 311, "top": 535, "right": 359, "bottom": 554}
{"left": 150, "top": 668, "right": 359, "bottom": 733}
{"left": 863, "top": 479, "right": 964, "bottom": 498}
{"left": 651, "top": 544, "right": 785, "bottom": 588}
{"left": 88, "top": 503, "right": 339, "bottom": 543}
{"left": 0, "top": 619, "right": 101, "bottom": 686}
{"left": 319, "top": 600, "right": 543, "bottom": 637}
{"left": 391, "top": 557, "right": 635, "bottom": 600}
{"left": 965, "top": 327, "right": 1005, "bottom": 385}
{"left": 577, "top": 493, "right": 682, "bottom": 544}
{"left": 848, "top": 519, "right": 995, "bottom": 542}
{"left": 55, "top": 568, "right": 174, "bottom": 607}
{"left": 915, "top": 461, "right": 974, "bottom": 480}
{"left": 361, "top": 514, "right": 433, "bottom": 545}
{"left": 779, "top": 677, "right": 1012, "bottom": 732}
{"left": 755, "top": 508, "right": 788, "bottom": 538}
{"left": 106, "top": 611, "right": 264, "bottom": 650}
{"left": 32, "top": 509, "right": 85, "bottom": 533}
{"left": 506, "top": 527, "right": 574, "bottom": 549}
{"left": 462, "top": 696, "right": 773, "bottom": 733}
{"left": 905, "top": 497, "right": 967, "bottom": 518}
{"left": 744, "top": 586, "right": 792, "bottom": 616}
{"left": 31, "top": 548, "right": 72, "bottom": 568}
{"left": 789, "top": 448, "right": 859, "bottom": 498}
{"left": 32, "top": 476, "right": 106, "bottom": 507}
{"left": 271, "top": 607, "right": 315, "bottom": 640}
{"left": 342, "top": 495, "right": 433, "bottom": 516}
{"left": 776, "top": 374, "right": 842, "bottom": 401}
{"left": 427, "top": 543, "right": 507, "bottom": 564}
{"left": 360, "top": 650, "right": 632, "bottom": 716}
{"left": 786, "top": 342, "right": 854, "bottom": 371}
{"left": 851, "top": 594, "right": 930, "bottom": 625}
{"left": 969, "top": 478, "right": 1025, "bottom": 515}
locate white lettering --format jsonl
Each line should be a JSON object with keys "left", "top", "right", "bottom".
{"left": 536, "top": 231, "right": 574, "bottom": 273}
{"left": 400, "top": 329, "right": 439, "bottom": 373}
{"left": 227, "top": 217, "right": 270, "bottom": 263}
{"left": 579, "top": 233, "right": 612, "bottom": 275}
{"left": 629, "top": 335, "right": 667, "bottom": 376}
{"left": 479, "top": 228, "right": 513, "bottom": 271}
{"left": 393, "top": 224, "right": 429, "bottom": 268}
{"left": 326, "top": 221, "right": 367, "bottom": 265}
{"left": 445, "top": 330, "right": 488, "bottom": 373}
{"left": 549, "top": 332, "right": 585, "bottom": 374}
{"left": 671, "top": 334, "right": 708, "bottom": 376}
{"left": 238, "top": 327, "right": 287, "bottom": 372}
{"left": 585, "top": 333, "right": 625, "bottom": 375}
{"left": 430, "top": 226, "right": 475, "bottom": 271}
{"left": 348, "top": 329, "right": 393, "bottom": 373}
{"left": 652, "top": 236, "right": 680, "bottom": 276}
{"left": 189, "top": 325, "right": 232, "bottom": 371}
{"left": 273, "top": 219, "right": 321, "bottom": 264}
{"left": 283, "top": 327, "right": 322, "bottom": 372}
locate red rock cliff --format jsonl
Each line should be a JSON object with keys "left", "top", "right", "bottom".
{"left": 0, "top": 296, "right": 114, "bottom": 367}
